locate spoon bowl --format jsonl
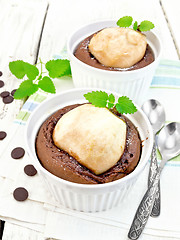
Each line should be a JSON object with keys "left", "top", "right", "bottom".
{"left": 142, "top": 99, "right": 165, "bottom": 134}
{"left": 158, "top": 122, "right": 180, "bottom": 160}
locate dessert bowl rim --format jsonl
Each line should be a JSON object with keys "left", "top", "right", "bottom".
{"left": 67, "top": 19, "right": 162, "bottom": 76}
{"left": 25, "top": 88, "right": 153, "bottom": 189}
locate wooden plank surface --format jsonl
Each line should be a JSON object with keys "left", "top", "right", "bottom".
{"left": 0, "top": 0, "right": 48, "bottom": 130}
{"left": 38, "top": 0, "right": 179, "bottom": 64}
{"left": 2, "top": 222, "right": 45, "bottom": 240}
{"left": 160, "top": 0, "right": 180, "bottom": 58}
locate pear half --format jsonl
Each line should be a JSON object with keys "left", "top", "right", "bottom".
{"left": 53, "top": 104, "right": 126, "bottom": 175}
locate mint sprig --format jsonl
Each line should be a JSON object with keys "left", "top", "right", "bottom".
{"left": 116, "top": 16, "right": 154, "bottom": 32}
{"left": 9, "top": 59, "right": 71, "bottom": 99}
{"left": 84, "top": 91, "right": 137, "bottom": 115}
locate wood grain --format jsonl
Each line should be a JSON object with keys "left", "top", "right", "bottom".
{"left": 38, "top": 0, "right": 178, "bottom": 62}
{"left": 160, "top": 0, "right": 180, "bottom": 58}
{"left": 0, "top": 0, "right": 48, "bottom": 130}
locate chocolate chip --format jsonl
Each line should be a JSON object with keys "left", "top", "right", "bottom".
{"left": 3, "top": 95, "right": 14, "bottom": 104}
{"left": 24, "top": 164, "right": 37, "bottom": 176}
{"left": 0, "top": 91, "right": 10, "bottom": 98}
{"left": 0, "top": 131, "right": 7, "bottom": 140}
{"left": 11, "top": 147, "right": 25, "bottom": 159}
{"left": 0, "top": 220, "right": 5, "bottom": 239}
{"left": 0, "top": 71, "right": 2, "bottom": 77}
{"left": 13, "top": 187, "right": 28, "bottom": 201}
{"left": 0, "top": 80, "right": 4, "bottom": 88}
{"left": 130, "top": 153, "right": 134, "bottom": 158}
{"left": 11, "top": 89, "right": 17, "bottom": 96}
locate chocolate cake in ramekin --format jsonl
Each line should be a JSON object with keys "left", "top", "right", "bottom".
{"left": 67, "top": 20, "right": 161, "bottom": 104}
{"left": 36, "top": 103, "right": 141, "bottom": 184}
{"left": 74, "top": 33, "right": 155, "bottom": 72}
{"left": 26, "top": 88, "right": 153, "bottom": 212}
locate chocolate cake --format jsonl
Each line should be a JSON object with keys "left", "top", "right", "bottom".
{"left": 36, "top": 104, "right": 141, "bottom": 184}
{"left": 74, "top": 31, "right": 154, "bottom": 71}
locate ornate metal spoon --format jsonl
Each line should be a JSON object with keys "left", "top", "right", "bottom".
{"left": 141, "top": 99, "right": 165, "bottom": 216}
{"left": 128, "top": 122, "right": 180, "bottom": 240}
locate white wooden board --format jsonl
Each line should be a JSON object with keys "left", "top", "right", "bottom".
{"left": 38, "top": 0, "right": 178, "bottom": 62}
{"left": 0, "top": 0, "right": 48, "bottom": 129}
{"left": 161, "top": 0, "right": 180, "bottom": 58}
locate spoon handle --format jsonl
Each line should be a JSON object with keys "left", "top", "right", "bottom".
{"left": 128, "top": 155, "right": 168, "bottom": 240}
{"left": 128, "top": 171, "right": 161, "bottom": 240}
{"left": 148, "top": 141, "right": 161, "bottom": 217}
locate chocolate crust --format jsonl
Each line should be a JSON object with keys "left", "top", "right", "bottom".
{"left": 36, "top": 104, "right": 141, "bottom": 184}
{"left": 74, "top": 31, "right": 154, "bottom": 71}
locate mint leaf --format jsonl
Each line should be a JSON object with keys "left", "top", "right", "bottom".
{"left": 84, "top": 91, "right": 108, "bottom": 107}
{"left": 9, "top": 61, "right": 25, "bottom": 79}
{"left": 14, "top": 80, "right": 39, "bottom": 99}
{"left": 108, "top": 102, "right": 114, "bottom": 109}
{"left": 115, "top": 96, "right": 137, "bottom": 114}
{"left": 139, "top": 20, "right": 155, "bottom": 32}
{"left": 38, "top": 76, "right": 56, "bottom": 93}
{"left": 63, "top": 61, "right": 71, "bottom": 76}
{"left": 9, "top": 61, "right": 39, "bottom": 80}
{"left": 117, "top": 16, "right": 133, "bottom": 28}
{"left": 108, "top": 93, "right": 115, "bottom": 103}
{"left": 108, "top": 93, "right": 115, "bottom": 108}
{"left": 45, "top": 59, "right": 71, "bottom": 78}
{"left": 133, "top": 21, "right": 138, "bottom": 31}
{"left": 24, "top": 63, "right": 39, "bottom": 80}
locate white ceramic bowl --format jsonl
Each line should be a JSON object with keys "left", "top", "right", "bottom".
{"left": 26, "top": 88, "right": 153, "bottom": 212}
{"left": 67, "top": 20, "right": 161, "bottom": 105}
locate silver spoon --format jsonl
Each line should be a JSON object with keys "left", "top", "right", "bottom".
{"left": 128, "top": 122, "right": 180, "bottom": 240}
{"left": 141, "top": 99, "right": 166, "bottom": 217}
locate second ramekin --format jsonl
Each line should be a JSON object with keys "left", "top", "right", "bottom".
{"left": 67, "top": 20, "right": 161, "bottom": 105}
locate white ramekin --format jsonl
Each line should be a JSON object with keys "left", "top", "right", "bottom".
{"left": 67, "top": 20, "right": 161, "bottom": 105}
{"left": 25, "top": 88, "right": 153, "bottom": 212}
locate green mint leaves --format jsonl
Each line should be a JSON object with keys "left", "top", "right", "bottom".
{"left": 116, "top": 16, "right": 133, "bottom": 28}
{"left": 84, "top": 91, "right": 109, "bottom": 108}
{"left": 84, "top": 91, "right": 137, "bottom": 115}
{"left": 139, "top": 20, "right": 155, "bottom": 32}
{"left": 115, "top": 96, "right": 137, "bottom": 114}
{"left": 83, "top": 91, "right": 119, "bottom": 110}
{"left": 9, "top": 61, "right": 39, "bottom": 80}
{"left": 9, "top": 59, "right": 71, "bottom": 99}
{"left": 133, "top": 21, "right": 138, "bottom": 31}
{"left": 116, "top": 16, "right": 154, "bottom": 32}
{"left": 14, "top": 80, "right": 39, "bottom": 99}
{"left": 38, "top": 76, "right": 56, "bottom": 94}
{"left": 45, "top": 59, "right": 71, "bottom": 78}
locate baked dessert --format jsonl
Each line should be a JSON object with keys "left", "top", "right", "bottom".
{"left": 36, "top": 103, "right": 141, "bottom": 184}
{"left": 74, "top": 27, "right": 154, "bottom": 71}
